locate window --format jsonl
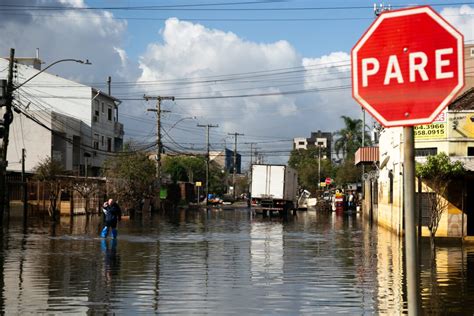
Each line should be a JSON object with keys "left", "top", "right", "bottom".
{"left": 93, "top": 133, "right": 99, "bottom": 149}
{"left": 471, "top": 47, "right": 474, "bottom": 57}
{"left": 414, "top": 147, "right": 437, "bottom": 157}
{"left": 468, "top": 147, "right": 474, "bottom": 156}
{"left": 298, "top": 141, "right": 305, "bottom": 145}
{"left": 107, "top": 137, "right": 112, "bottom": 152}
{"left": 108, "top": 107, "right": 112, "bottom": 121}
{"left": 101, "top": 102, "right": 105, "bottom": 113}
{"left": 101, "top": 135, "right": 104, "bottom": 147}
{"left": 94, "top": 100, "right": 99, "bottom": 116}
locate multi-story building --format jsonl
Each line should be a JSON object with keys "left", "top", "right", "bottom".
{"left": 210, "top": 148, "right": 241, "bottom": 174}
{"left": 0, "top": 55, "right": 124, "bottom": 176}
{"left": 293, "top": 130, "right": 332, "bottom": 159}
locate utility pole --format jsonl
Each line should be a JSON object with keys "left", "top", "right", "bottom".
{"left": 228, "top": 132, "right": 244, "bottom": 200}
{"left": 318, "top": 145, "right": 321, "bottom": 189}
{"left": 0, "top": 48, "right": 15, "bottom": 218}
{"left": 21, "top": 148, "right": 27, "bottom": 218}
{"left": 198, "top": 123, "right": 218, "bottom": 206}
{"left": 144, "top": 95, "right": 174, "bottom": 211}
{"left": 362, "top": 107, "right": 366, "bottom": 194}
{"left": 249, "top": 142, "right": 257, "bottom": 167}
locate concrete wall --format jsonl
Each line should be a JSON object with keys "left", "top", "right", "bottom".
{"left": 377, "top": 127, "right": 404, "bottom": 235}
{"left": 7, "top": 110, "right": 53, "bottom": 172}
{"left": 293, "top": 137, "right": 307, "bottom": 150}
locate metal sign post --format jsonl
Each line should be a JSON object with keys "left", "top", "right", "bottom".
{"left": 404, "top": 126, "right": 418, "bottom": 315}
{"left": 351, "top": 6, "right": 465, "bottom": 315}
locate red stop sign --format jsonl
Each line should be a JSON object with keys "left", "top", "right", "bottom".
{"left": 352, "top": 6, "right": 464, "bottom": 127}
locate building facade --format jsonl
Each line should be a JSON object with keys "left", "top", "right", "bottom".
{"left": 210, "top": 148, "right": 241, "bottom": 174}
{"left": 373, "top": 89, "right": 474, "bottom": 238}
{"left": 0, "top": 56, "right": 124, "bottom": 176}
{"left": 293, "top": 130, "right": 332, "bottom": 159}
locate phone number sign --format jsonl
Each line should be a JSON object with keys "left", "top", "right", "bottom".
{"left": 414, "top": 123, "right": 446, "bottom": 139}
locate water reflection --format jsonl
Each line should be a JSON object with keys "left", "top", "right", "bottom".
{"left": 0, "top": 209, "right": 474, "bottom": 313}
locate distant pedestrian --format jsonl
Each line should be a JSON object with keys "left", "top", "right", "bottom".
{"left": 101, "top": 198, "right": 122, "bottom": 238}
{"left": 347, "top": 191, "right": 355, "bottom": 210}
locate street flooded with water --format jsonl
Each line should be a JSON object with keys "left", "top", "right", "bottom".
{"left": 1, "top": 208, "right": 474, "bottom": 314}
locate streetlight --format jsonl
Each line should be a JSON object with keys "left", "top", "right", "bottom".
{"left": 167, "top": 116, "right": 196, "bottom": 132}
{"left": 14, "top": 58, "right": 92, "bottom": 90}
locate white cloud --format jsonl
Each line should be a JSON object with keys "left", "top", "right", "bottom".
{"left": 441, "top": 5, "right": 474, "bottom": 42}
{"left": 137, "top": 18, "right": 361, "bottom": 162}
{"left": 0, "top": 0, "right": 129, "bottom": 83}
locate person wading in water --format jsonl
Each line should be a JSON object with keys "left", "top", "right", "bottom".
{"left": 101, "top": 198, "right": 122, "bottom": 238}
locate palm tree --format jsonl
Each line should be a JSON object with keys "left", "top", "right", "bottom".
{"left": 334, "top": 115, "right": 371, "bottom": 159}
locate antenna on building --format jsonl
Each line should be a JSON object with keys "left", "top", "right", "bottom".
{"left": 374, "top": 2, "right": 391, "bottom": 17}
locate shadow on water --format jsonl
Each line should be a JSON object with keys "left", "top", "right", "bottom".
{"left": 1, "top": 209, "right": 474, "bottom": 313}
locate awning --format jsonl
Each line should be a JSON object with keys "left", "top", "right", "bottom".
{"left": 355, "top": 146, "right": 379, "bottom": 165}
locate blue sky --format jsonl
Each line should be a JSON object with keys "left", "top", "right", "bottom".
{"left": 1, "top": 0, "right": 472, "bottom": 165}
{"left": 120, "top": 0, "right": 468, "bottom": 59}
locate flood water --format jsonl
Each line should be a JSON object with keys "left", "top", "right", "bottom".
{"left": 1, "top": 208, "right": 474, "bottom": 314}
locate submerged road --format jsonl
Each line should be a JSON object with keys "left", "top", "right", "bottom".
{"left": 1, "top": 208, "right": 474, "bottom": 314}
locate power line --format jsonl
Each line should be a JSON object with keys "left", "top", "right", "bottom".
{"left": 197, "top": 123, "right": 219, "bottom": 205}
{"left": 0, "top": 1, "right": 287, "bottom": 11}
{"left": 0, "top": 2, "right": 471, "bottom": 11}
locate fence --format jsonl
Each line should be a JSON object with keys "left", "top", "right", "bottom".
{"left": 7, "top": 172, "right": 106, "bottom": 216}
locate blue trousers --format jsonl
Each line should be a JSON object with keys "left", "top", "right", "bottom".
{"left": 101, "top": 226, "right": 118, "bottom": 238}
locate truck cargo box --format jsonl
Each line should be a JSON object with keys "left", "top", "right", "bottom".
{"left": 251, "top": 164, "right": 298, "bottom": 203}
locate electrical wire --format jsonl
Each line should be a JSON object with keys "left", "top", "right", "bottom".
{"left": 0, "top": 2, "right": 471, "bottom": 11}
{"left": 13, "top": 99, "right": 159, "bottom": 156}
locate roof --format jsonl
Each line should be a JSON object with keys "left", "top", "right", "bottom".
{"left": 449, "top": 87, "right": 474, "bottom": 111}
{"left": 92, "top": 87, "right": 121, "bottom": 103}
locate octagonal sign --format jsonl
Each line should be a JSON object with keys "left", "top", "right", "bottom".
{"left": 352, "top": 6, "right": 464, "bottom": 127}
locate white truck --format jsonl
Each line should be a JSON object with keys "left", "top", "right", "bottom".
{"left": 250, "top": 164, "right": 298, "bottom": 213}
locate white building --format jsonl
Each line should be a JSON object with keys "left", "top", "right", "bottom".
{"left": 293, "top": 130, "right": 332, "bottom": 160}
{"left": 0, "top": 56, "right": 123, "bottom": 176}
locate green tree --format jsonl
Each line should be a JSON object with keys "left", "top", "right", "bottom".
{"left": 162, "top": 155, "right": 206, "bottom": 183}
{"left": 102, "top": 149, "right": 156, "bottom": 211}
{"left": 71, "top": 178, "right": 100, "bottom": 216}
{"left": 333, "top": 158, "right": 361, "bottom": 186}
{"left": 416, "top": 152, "right": 465, "bottom": 249}
{"left": 209, "top": 162, "right": 228, "bottom": 196}
{"left": 334, "top": 115, "right": 372, "bottom": 159}
{"left": 288, "top": 148, "right": 333, "bottom": 192}
{"left": 33, "top": 156, "right": 68, "bottom": 221}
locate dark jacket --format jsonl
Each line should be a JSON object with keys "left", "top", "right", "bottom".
{"left": 103, "top": 202, "right": 122, "bottom": 226}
